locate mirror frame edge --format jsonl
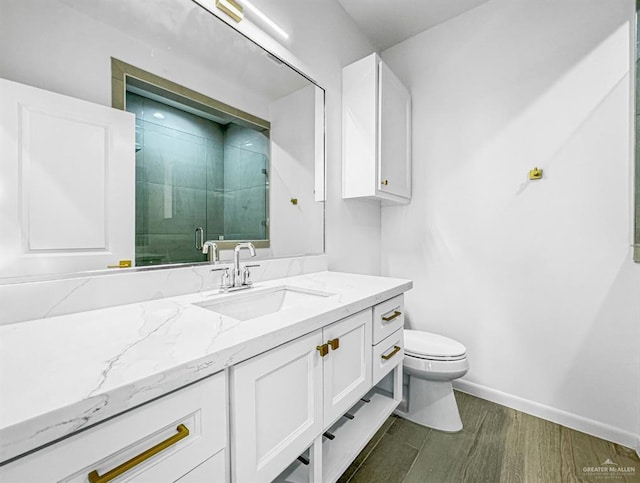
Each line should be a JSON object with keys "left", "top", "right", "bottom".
{"left": 635, "top": 0, "right": 640, "bottom": 262}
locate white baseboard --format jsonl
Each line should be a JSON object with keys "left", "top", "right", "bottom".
{"left": 453, "top": 379, "right": 639, "bottom": 451}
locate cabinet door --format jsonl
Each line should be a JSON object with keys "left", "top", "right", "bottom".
{"left": 323, "top": 309, "right": 372, "bottom": 426}
{"left": 0, "top": 78, "right": 135, "bottom": 278}
{"left": 231, "top": 330, "right": 323, "bottom": 483}
{"left": 378, "top": 61, "right": 411, "bottom": 199}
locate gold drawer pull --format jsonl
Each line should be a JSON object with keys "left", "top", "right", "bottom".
{"left": 317, "top": 343, "right": 329, "bottom": 357}
{"left": 88, "top": 424, "right": 190, "bottom": 483}
{"left": 382, "top": 310, "right": 402, "bottom": 322}
{"left": 328, "top": 338, "right": 340, "bottom": 350}
{"left": 381, "top": 345, "right": 401, "bottom": 360}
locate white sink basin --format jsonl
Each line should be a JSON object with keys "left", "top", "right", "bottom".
{"left": 194, "top": 286, "right": 335, "bottom": 321}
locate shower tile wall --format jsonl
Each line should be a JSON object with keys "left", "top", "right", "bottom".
{"left": 128, "top": 92, "right": 224, "bottom": 266}
{"left": 223, "top": 124, "right": 269, "bottom": 241}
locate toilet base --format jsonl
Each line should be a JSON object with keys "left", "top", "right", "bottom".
{"left": 395, "top": 376, "right": 463, "bottom": 433}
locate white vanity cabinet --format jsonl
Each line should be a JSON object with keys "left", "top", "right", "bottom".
{"left": 319, "top": 297, "right": 404, "bottom": 483}
{"left": 231, "top": 330, "right": 324, "bottom": 483}
{"left": 0, "top": 273, "right": 411, "bottom": 483}
{"left": 322, "top": 309, "right": 373, "bottom": 426}
{"left": 231, "top": 310, "right": 372, "bottom": 483}
{"left": 0, "top": 371, "right": 227, "bottom": 482}
{"left": 271, "top": 298, "right": 405, "bottom": 483}
{"left": 342, "top": 53, "right": 411, "bottom": 203}
{"left": 372, "top": 295, "right": 405, "bottom": 385}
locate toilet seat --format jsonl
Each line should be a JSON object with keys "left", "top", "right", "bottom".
{"left": 404, "top": 329, "right": 466, "bottom": 361}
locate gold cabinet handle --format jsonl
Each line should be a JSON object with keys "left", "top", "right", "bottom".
{"left": 328, "top": 338, "right": 339, "bottom": 350}
{"left": 382, "top": 310, "right": 402, "bottom": 322}
{"left": 381, "top": 346, "right": 401, "bottom": 360}
{"left": 107, "top": 259, "right": 132, "bottom": 269}
{"left": 316, "top": 344, "right": 329, "bottom": 357}
{"left": 88, "top": 424, "right": 190, "bottom": 483}
{"left": 381, "top": 179, "right": 389, "bottom": 186}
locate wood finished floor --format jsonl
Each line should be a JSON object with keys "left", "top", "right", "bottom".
{"left": 338, "top": 391, "right": 640, "bottom": 483}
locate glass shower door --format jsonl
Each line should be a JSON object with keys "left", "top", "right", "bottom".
{"left": 130, "top": 92, "right": 216, "bottom": 266}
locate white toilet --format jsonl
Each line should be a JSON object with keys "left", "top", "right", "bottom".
{"left": 396, "top": 329, "right": 469, "bottom": 432}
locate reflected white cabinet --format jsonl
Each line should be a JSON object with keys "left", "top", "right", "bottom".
{"left": 231, "top": 310, "right": 372, "bottom": 483}
{"left": 342, "top": 53, "right": 411, "bottom": 203}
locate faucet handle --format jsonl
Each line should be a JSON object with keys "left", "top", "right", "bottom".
{"left": 211, "top": 267, "right": 232, "bottom": 291}
{"left": 242, "top": 264, "right": 261, "bottom": 286}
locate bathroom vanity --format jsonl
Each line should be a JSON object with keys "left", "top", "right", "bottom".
{"left": 0, "top": 271, "right": 410, "bottom": 482}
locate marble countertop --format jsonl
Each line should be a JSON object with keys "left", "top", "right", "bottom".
{"left": 0, "top": 271, "right": 411, "bottom": 464}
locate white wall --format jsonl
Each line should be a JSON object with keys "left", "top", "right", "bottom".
{"left": 244, "top": 0, "right": 381, "bottom": 275}
{"left": 381, "top": 0, "right": 640, "bottom": 448}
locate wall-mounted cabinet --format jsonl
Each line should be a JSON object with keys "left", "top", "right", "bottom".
{"left": 342, "top": 53, "right": 411, "bottom": 203}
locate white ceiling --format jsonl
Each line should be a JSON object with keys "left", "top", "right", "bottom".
{"left": 336, "top": 0, "right": 489, "bottom": 51}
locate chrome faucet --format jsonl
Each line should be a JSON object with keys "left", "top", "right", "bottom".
{"left": 202, "top": 241, "right": 219, "bottom": 263}
{"left": 233, "top": 242, "right": 256, "bottom": 287}
{"left": 211, "top": 242, "right": 259, "bottom": 293}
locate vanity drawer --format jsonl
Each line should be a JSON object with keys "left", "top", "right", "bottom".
{"left": 0, "top": 371, "right": 227, "bottom": 483}
{"left": 176, "top": 448, "right": 226, "bottom": 482}
{"left": 372, "top": 294, "right": 405, "bottom": 344}
{"left": 372, "top": 329, "right": 404, "bottom": 385}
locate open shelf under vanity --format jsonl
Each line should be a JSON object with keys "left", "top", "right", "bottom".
{"left": 275, "top": 381, "right": 399, "bottom": 483}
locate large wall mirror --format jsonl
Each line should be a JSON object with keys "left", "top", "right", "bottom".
{"left": 0, "top": 0, "right": 325, "bottom": 282}
{"left": 635, "top": 1, "right": 640, "bottom": 262}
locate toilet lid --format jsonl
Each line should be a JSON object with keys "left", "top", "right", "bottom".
{"left": 404, "top": 329, "right": 466, "bottom": 359}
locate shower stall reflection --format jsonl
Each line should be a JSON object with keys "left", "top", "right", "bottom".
{"left": 127, "top": 91, "right": 269, "bottom": 266}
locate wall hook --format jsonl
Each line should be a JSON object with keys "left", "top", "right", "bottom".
{"left": 529, "top": 167, "right": 543, "bottom": 180}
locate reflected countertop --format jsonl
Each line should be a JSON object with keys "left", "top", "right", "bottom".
{"left": 0, "top": 271, "right": 411, "bottom": 464}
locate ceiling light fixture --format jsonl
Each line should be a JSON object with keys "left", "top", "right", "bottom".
{"left": 242, "top": 0, "right": 289, "bottom": 40}
{"left": 215, "top": 0, "right": 243, "bottom": 23}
